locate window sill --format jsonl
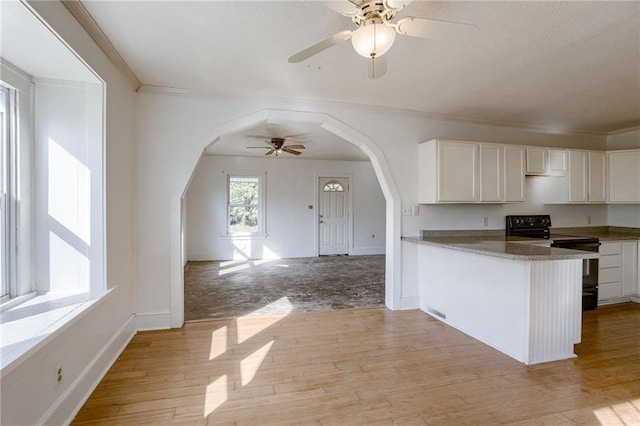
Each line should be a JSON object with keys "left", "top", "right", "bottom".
{"left": 221, "top": 234, "right": 268, "bottom": 240}
{"left": 0, "top": 288, "right": 113, "bottom": 378}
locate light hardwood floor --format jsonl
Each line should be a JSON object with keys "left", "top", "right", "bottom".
{"left": 72, "top": 303, "right": 640, "bottom": 425}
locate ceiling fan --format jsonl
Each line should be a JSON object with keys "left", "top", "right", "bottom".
{"left": 247, "top": 137, "right": 306, "bottom": 156}
{"left": 288, "top": 0, "right": 478, "bottom": 79}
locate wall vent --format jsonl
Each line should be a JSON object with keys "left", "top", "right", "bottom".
{"left": 428, "top": 307, "right": 447, "bottom": 320}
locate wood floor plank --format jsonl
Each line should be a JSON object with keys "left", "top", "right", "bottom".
{"left": 72, "top": 303, "right": 640, "bottom": 425}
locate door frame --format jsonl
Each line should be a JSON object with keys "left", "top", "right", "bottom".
{"left": 315, "top": 173, "right": 353, "bottom": 256}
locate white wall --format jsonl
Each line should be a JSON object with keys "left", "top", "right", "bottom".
{"left": 134, "top": 90, "right": 614, "bottom": 323}
{"left": 34, "top": 79, "right": 104, "bottom": 294}
{"left": 417, "top": 176, "right": 609, "bottom": 231}
{"left": 0, "top": 2, "right": 137, "bottom": 425}
{"left": 186, "top": 155, "right": 385, "bottom": 260}
{"left": 607, "top": 128, "right": 640, "bottom": 150}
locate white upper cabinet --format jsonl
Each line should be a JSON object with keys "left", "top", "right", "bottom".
{"left": 526, "top": 147, "right": 548, "bottom": 175}
{"left": 588, "top": 151, "right": 606, "bottom": 203}
{"left": 419, "top": 140, "right": 522, "bottom": 204}
{"left": 525, "top": 147, "right": 566, "bottom": 176}
{"left": 608, "top": 150, "right": 640, "bottom": 204}
{"left": 504, "top": 145, "right": 526, "bottom": 202}
{"left": 419, "top": 140, "right": 479, "bottom": 203}
{"left": 548, "top": 149, "right": 568, "bottom": 176}
{"left": 479, "top": 144, "right": 504, "bottom": 202}
{"left": 568, "top": 150, "right": 588, "bottom": 203}
{"left": 543, "top": 150, "right": 607, "bottom": 204}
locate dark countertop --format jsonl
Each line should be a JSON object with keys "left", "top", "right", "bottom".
{"left": 402, "top": 236, "right": 598, "bottom": 261}
{"left": 551, "top": 227, "right": 640, "bottom": 241}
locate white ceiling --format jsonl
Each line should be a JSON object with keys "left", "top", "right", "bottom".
{"left": 12, "top": 1, "right": 639, "bottom": 159}
{"left": 206, "top": 121, "right": 370, "bottom": 161}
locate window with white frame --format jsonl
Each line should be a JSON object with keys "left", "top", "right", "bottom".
{"left": 227, "top": 175, "right": 264, "bottom": 235}
{"left": 0, "top": 84, "right": 16, "bottom": 302}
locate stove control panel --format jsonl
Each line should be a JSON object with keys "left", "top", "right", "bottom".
{"left": 506, "top": 215, "right": 552, "bottom": 229}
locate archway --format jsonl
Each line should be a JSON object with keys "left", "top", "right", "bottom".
{"left": 169, "top": 109, "right": 401, "bottom": 327}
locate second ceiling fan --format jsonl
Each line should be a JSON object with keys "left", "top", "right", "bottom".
{"left": 288, "top": 0, "right": 478, "bottom": 79}
{"left": 247, "top": 137, "right": 306, "bottom": 157}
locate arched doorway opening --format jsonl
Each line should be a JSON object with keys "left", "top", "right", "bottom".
{"left": 169, "top": 110, "right": 401, "bottom": 327}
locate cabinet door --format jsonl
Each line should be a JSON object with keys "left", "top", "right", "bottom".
{"left": 526, "top": 147, "right": 547, "bottom": 175}
{"left": 504, "top": 146, "right": 525, "bottom": 202}
{"left": 609, "top": 150, "right": 640, "bottom": 203}
{"left": 588, "top": 151, "right": 606, "bottom": 202}
{"left": 548, "top": 149, "right": 567, "bottom": 176}
{"left": 438, "top": 141, "right": 478, "bottom": 202}
{"left": 568, "top": 150, "right": 588, "bottom": 203}
{"left": 622, "top": 241, "right": 638, "bottom": 296}
{"left": 479, "top": 144, "right": 503, "bottom": 202}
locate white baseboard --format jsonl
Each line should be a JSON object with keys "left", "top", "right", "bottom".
{"left": 350, "top": 247, "right": 385, "bottom": 256}
{"left": 136, "top": 311, "right": 172, "bottom": 331}
{"left": 40, "top": 315, "right": 136, "bottom": 426}
{"left": 598, "top": 296, "right": 636, "bottom": 306}
{"left": 400, "top": 296, "right": 419, "bottom": 310}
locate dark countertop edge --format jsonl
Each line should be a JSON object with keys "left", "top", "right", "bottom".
{"left": 419, "top": 227, "right": 640, "bottom": 241}
{"left": 402, "top": 236, "right": 599, "bottom": 261}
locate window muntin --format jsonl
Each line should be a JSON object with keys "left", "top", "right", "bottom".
{"left": 228, "top": 175, "right": 262, "bottom": 235}
{"left": 323, "top": 181, "right": 345, "bottom": 192}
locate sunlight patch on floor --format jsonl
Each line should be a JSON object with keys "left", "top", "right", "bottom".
{"left": 209, "top": 326, "right": 227, "bottom": 361}
{"left": 204, "top": 375, "right": 227, "bottom": 417}
{"left": 593, "top": 398, "right": 640, "bottom": 425}
{"left": 236, "top": 296, "right": 293, "bottom": 343}
{"left": 241, "top": 340, "right": 274, "bottom": 386}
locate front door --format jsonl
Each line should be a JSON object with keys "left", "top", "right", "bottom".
{"left": 318, "top": 177, "right": 349, "bottom": 255}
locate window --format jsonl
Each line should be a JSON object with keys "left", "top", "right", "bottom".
{"left": 227, "top": 175, "right": 264, "bottom": 235}
{"left": 323, "top": 181, "right": 345, "bottom": 192}
{"left": 0, "top": 85, "right": 16, "bottom": 302}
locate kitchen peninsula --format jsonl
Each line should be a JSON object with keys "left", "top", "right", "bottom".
{"left": 404, "top": 233, "right": 598, "bottom": 365}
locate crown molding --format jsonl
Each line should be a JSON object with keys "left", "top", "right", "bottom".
{"left": 608, "top": 125, "right": 640, "bottom": 136}
{"left": 62, "top": 0, "right": 140, "bottom": 90}
{"left": 137, "top": 84, "right": 609, "bottom": 138}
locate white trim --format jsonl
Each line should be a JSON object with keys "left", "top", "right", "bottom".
{"left": 136, "top": 85, "right": 608, "bottom": 137}
{"left": 39, "top": 314, "right": 136, "bottom": 426}
{"left": 598, "top": 296, "right": 638, "bottom": 306}
{"left": 61, "top": 0, "right": 140, "bottom": 90}
{"left": 400, "top": 296, "right": 419, "bottom": 310}
{"left": 608, "top": 125, "right": 640, "bottom": 136}
{"left": 350, "top": 247, "right": 385, "bottom": 256}
{"left": 169, "top": 109, "right": 402, "bottom": 329}
{"left": 136, "top": 310, "right": 172, "bottom": 331}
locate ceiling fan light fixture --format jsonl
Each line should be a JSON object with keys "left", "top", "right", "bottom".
{"left": 351, "top": 21, "right": 396, "bottom": 58}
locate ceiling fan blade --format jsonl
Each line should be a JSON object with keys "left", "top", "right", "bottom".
{"left": 367, "top": 55, "right": 387, "bottom": 79}
{"left": 395, "top": 16, "right": 478, "bottom": 42}
{"left": 246, "top": 147, "right": 271, "bottom": 149}
{"left": 288, "top": 30, "right": 352, "bottom": 63}
{"left": 265, "top": 149, "right": 276, "bottom": 156}
{"left": 384, "top": 0, "right": 412, "bottom": 11}
{"left": 282, "top": 147, "right": 302, "bottom": 156}
{"left": 324, "top": 1, "right": 361, "bottom": 17}
{"left": 285, "top": 144, "right": 306, "bottom": 149}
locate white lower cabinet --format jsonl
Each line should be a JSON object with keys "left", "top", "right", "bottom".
{"left": 598, "top": 241, "right": 639, "bottom": 302}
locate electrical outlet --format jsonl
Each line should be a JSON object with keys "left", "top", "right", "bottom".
{"left": 483, "top": 217, "right": 489, "bottom": 227}
{"left": 587, "top": 216, "right": 592, "bottom": 225}
{"left": 55, "top": 364, "right": 63, "bottom": 389}
{"left": 413, "top": 205, "right": 420, "bottom": 216}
